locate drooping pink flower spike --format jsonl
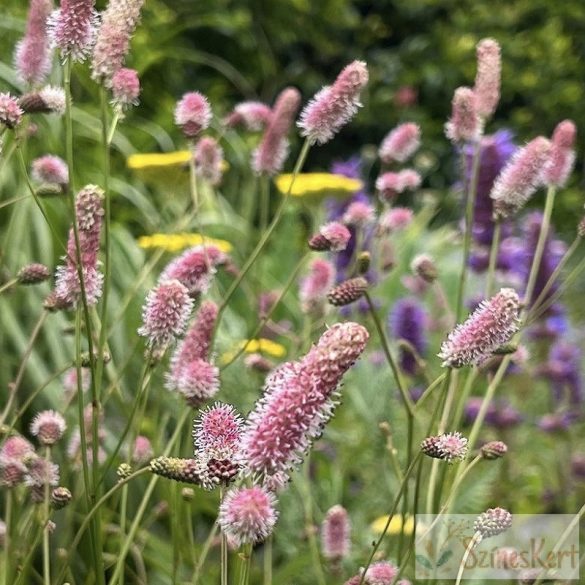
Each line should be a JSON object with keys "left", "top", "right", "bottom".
{"left": 542, "top": 120, "right": 577, "bottom": 188}
{"left": 379, "top": 122, "right": 421, "bottom": 164}
{"left": 445, "top": 87, "right": 481, "bottom": 144}
{"left": 474, "top": 38, "right": 501, "bottom": 119}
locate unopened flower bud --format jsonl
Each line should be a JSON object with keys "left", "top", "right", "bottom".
{"left": 117, "top": 463, "right": 132, "bottom": 480}
{"left": 51, "top": 486, "right": 72, "bottom": 509}
{"left": 481, "top": 441, "right": 508, "bottom": 460}
{"left": 356, "top": 252, "right": 371, "bottom": 275}
{"left": 473, "top": 507, "right": 512, "bottom": 542}
{"left": 181, "top": 487, "right": 195, "bottom": 501}
{"left": 308, "top": 222, "right": 351, "bottom": 252}
{"left": 411, "top": 254, "right": 437, "bottom": 283}
{"left": 17, "top": 263, "right": 51, "bottom": 285}
{"left": 149, "top": 456, "right": 203, "bottom": 485}
{"left": 327, "top": 277, "right": 368, "bottom": 306}
{"left": 30, "top": 410, "right": 66, "bottom": 445}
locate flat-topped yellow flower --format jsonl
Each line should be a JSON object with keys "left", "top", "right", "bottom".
{"left": 137, "top": 233, "right": 232, "bottom": 253}
{"left": 274, "top": 172, "right": 362, "bottom": 200}
{"left": 370, "top": 514, "right": 416, "bottom": 536}
{"left": 220, "top": 338, "right": 287, "bottom": 365}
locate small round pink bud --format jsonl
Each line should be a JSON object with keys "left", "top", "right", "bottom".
{"left": 473, "top": 507, "right": 512, "bottom": 542}
{"left": 379, "top": 122, "right": 421, "bottom": 164}
{"left": 445, "top": 87, "right": 481, "bottom": 143}
{"left": 30, "top": 410, "right": 67, "bottom": 445}
{"left": 377, "top": 208, "right": 413, "bottom": 233}
{"left": 111, "top": 68, "right": 140, "bottom": 108}
{"left": 175, "top": 92, "right": 212, "bottom": 138}
{"left": 474, "top": 39, "right": 501, "bottom": 119}
{"left": 194, "top": 136, "right": 224, "bottom": 186}
{"left": 411, "top": 254, "right": 438, "bottom": 283}
{"left": 343, "top": 201, "right": 375, "bottom": 227}
{"left": 0, "top": 93, "right": 23, "bottom": 128}
{"left": 17, "top": 263, "right": 51, "bottom": 285}
{"left": 327, "top": 277, "right": 368, "bottom": 307}
{"left": 51, "top": 486, "right": 72, "bottom": 509}
{"left": 376, "top": 169, "right": 421, "bottom": 202}
{"left": 31, "top": 155, "right": 69, "bottom": 186}
{"left": 309, "top": 221, "right": 351, "bottom": 252}
{"left": 321, "top": 505, "right": 351, "bottom": 561}
{"left": 481, "top": 440, "right": 508, "bottom": 460}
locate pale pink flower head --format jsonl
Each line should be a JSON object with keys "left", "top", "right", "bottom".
{"left": 364, "top": 560, "right": 399, "bottom": 585}
{"left": 542, "top": 120, "right": 576, "bottom": 188}
{"left": 31, "top": 155, "right": 69, "bottom": 186}
{"left": 379, "top": 122, "right": 421, "bottom": 164}
{"left": 376, "top": 169, "right": 421, "bottom": 202}
{"left": 0, "top": 436, "right": 35, "bottom": 463}
{"left": 321, "top": 504, "right": 351, "bottom": 561}
{"left": 474, "top": 38, "right": 501, "bottom": 119}
{"left": 20, "top": 86, "right": 66, "bottom": 116}
{"left": 439, "top": 288, "right": 520, "bottom": 368}
{"left": 445, "top": 87, "right": 481, "bottom": 143}
{"left": 300, "top": 258, "right": 336, "bottom": 314}
{"left": 225, "top": 101, "right": 272, "bottom": 131}
{"left": 195, "top": 136, "right": 224, "bottom": 186}
{"left": 421, "top": 432, "right": 469, "bottom": 462}
{"left": 23, "top": 455, "right": 60, "bottom": 488}
{"left": 175, "top": 92, "right": 212, "bottom": 139}
{"left": 63, "top": 367, "right": 90, "bottom": 395}
{"left": 91, "top": 0, "right": 144, "bottom": 82}
{"left": 343, "top": 200, "right": 375, "bottom": 227}
{"left": 218, "top": 486, "right": 278, "bottom": 547}
{"left": 308, "top": 221, "right": 351, "bottom": 252}
{"left": 175, "top": 359, "right": 220, "bottom": 407}
{"left": 0, "top": 93, "right": 23, "bottom": 129}
{"left": 132, "top": 435, "right": 153, "bottom": 465}
{"left": 138, "top": 279, "right": 194, "bottom": 351}
{"left": 14, "top": 0, "right": 53, "bottom": 86}
{"left": 48, "top": 0, "right": 98, "bottom": 62}
{"left": 490, "top": 137, "right": 552, "bottom": 219}
{"left": 474, "top": 507, "right": 512, "bottom": 542}
{"left": 30, "top": 410, "right": 67, "bottom": 445}
{"left": 252, "top": 87, "right": 301, "bottom": 175}
{"left": 298, "top": 60, "right": 369, "bottom": 145}
{"left": 377, "top": 207, "right": 413, "bottom": 234}
{"left": 111, "top": 68, "right": 140, "bottom": 108}
{"left": 17, "top": 263, "right": 51, "bottom": 285}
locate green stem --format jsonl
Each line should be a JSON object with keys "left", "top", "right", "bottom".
{"left": 118, "top": 483, "right": 128, "bottom": 585}
{"left": 0, "top": 194, "right": 30, "bottom": 209}
{"left": 485, "top": 219, "right": 501, "bottom": 297}
{"left": 0, "top": 278, "right": 17, "bottom": 295}
{"left": 3, "top": 490, "right": 12, "bottom": 585}
{"left": 263, "top": 536, "right": 273, "bottom": 585}
{"left": 238, "top": 545, "right": 253, "bottom": 585}
{"left": 414, "top": 372, "right": 447, "bottom": 412}
{"left": 455, "top": 532, "right": 480, "bottom": 585}
{"left": 192, "top": 522, "right": 219, "bottom": 585}
{"left": 301, "top": 460, "right": 326, "bottom": 585}
{"left": 42, "top": 446, "right": 51, "bottom": 585}
{"left": 220, "top": 487, "right": 228, "bottom": 585}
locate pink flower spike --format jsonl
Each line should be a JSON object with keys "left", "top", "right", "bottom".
{"left": 0, "top": 93, "right": 23, "bottom": 128}
{"left": 343, "top": 201, "right": 375, "bottom": 227}
{"left": 474, "top": 38, "right": 501, "bottom": 119}
{"left": 542, "top": 120, "right": 577, "bottom": 188}
{"left": 195, "top": 136, "right": 224, "bottom": 186}
{"left": 48, "top": 0, "right": 98, "bottom": 62}
{"left": 298, "top": 60, "right": 369, "bottom": 145}
{"left": 299, "top": 258, "right": 336, "bottom": 314}
{"left": 445, "top": 87, "right": 481, "bottom": 144}
{"left": 376, "top": 169, "right": 421, "bottom": 202}
{"left": 225, "top": 101, "right": 272, "bottom": 131}
{"left": 364, "top": 560, "right": 399, "bottom": 585}
{"left": 490, "top": 137, "right": 552, "bottom": 219}
{"left": 321, "top": 505, "right": 351, "bottom": 561}
{"left": 309, "top": 222, "right": 351, "bottom": 252}
{"left": 175, "top": 92, "right": 212, "bottom": 139}
{"left": 377, "top": 208, "right": 413, "bottom": 234}
{"left": 30, "top": 410, "right": 67, "bottom": 445}
{"left": 252, "top": 87, "right": 301, "bottom": 175}
{"left": 379, "top": 122, "right": 421, "bottom": 164}
{"left": 218, "top": 486, "right": 278, "bottom": 547}
{"left": 439, "top": 288, "right": 520, "bottom": 368}
{"left": 14, "top": 0, "right": 52, "bottom": 86}
{"left": 111, "top": 68, "right": 140, "bottom": 108}
{"left": 175, "top": 358, "right": 220, "bottom": 408}
{"left": 31, "top": 155, "right": 69, "bottom": 186}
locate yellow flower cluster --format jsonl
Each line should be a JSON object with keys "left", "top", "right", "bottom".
{"left": 370, "top": 514, "right": 416, "bottom": 536}
{"left": 274, "top": 172, "right": 362, "bottom": 199}
{"left": 127, "top": 151, "right": 192, "bottom": 169}
{"left": 220, "top": 338, "right": 287, "bottom": 364}
{"left": 137, "top": 233, "right": 232, "bottom": 253}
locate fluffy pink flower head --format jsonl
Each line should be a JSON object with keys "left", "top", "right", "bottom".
{"left": 0, "top": 436, "right": 35, "bottom": 461}
{"left": 195, "top": 136, "right": 224, "bottom": 186}
{"left": 298, "top": 60, "right": 369, "bottom": 145}
{"left": 0, "top": 93, "right": 23, "bottom": 128}
{"left": 474, "top": 507, "right": 512, "bottom": 542}
{"left": 252, "top": 87, "right": 301, "bottom": 175}
{"left": 30, "top": 410, "right": 67, "bottom": 445}
{"left": 48, "top": 0, "right": 98, "bottom": 62}
{"left": 445, "top": 87, "right": 481, "bottom": 144}
{"left": 300, "top": 258, "right": 336, "bottom": 314}
{"left": 111, "top": 68, "right": 140, "bottom": 108}
{"left": 377, "top": 207, "right": 413, "bottom": 234}
{"left": 421, "top": 432, "right": 469, "bottom": 462}
{"left": 31, "top": 155, "right": 69, "bottom": 186}
{"left": 376, "top": 169, "right": 421, "bottom": 202}
{"left": 343, "top": 200, "right": 375, "bottom": 227}
{"left": 542, "top": 120, "right": 576, "bottom": 188}
{"left": 321, "top": 504, "right": 351, "bottom": 561}
{"left": 474, "top": 38, "right": 501, "bottom": 119}
{"left": 91, "top": 0, "right": 144, "bottom": 82}
{"left": 20, "top": 86, "right": 67, "bottom": 116}
{"left": 175, "top": 91, "right": 212, "bottom": 139}
{"left": 138, "top": 279, "right": 194, "bottom": 350}
{"left": 225, "top": 101, "right": 272, "bottom": 131}
{"left": 23, "top": 455, "right": 59, "bottom": 489}
{"left": 439, "top": 288, "right": 520, "bottom": 368}
{"left": 241, "top": 322, "right": 368, "bottom": 484}
{"left": 63, "top": 367, "right": 90, "bottom": 395}
{"left": 309, "top": 221, "right": 351, "bottom": 252}
{"left": 132, "top": 435, "right": 153, "bottom": 465}
{"left": 175, "top": 358, "right": 220, "bottom": 407}
{"left": 379, "top": 122, "right": 421, "bottom": 164}
{"left": 14, "top": 0, "right": 52, "bottom": 86}
{"left": 218, "top": 486, "right": 278, "bottom": 547}
{"left": 490, "top": 137, "right": 552, "bottom": 219}
{"left": 364, "top": 561, "right": 399, "bottom": 585}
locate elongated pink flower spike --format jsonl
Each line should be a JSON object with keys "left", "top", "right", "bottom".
{"left": 111, "top": 68, "right": 140, "bottom": 109}
{"left": 542, "top": 120, "right": 576, "bottom": 188}
{"left": 321, "top": 505, "right": 351, "bottom": 561}
{"left": 445, "top": 87, "right": 481, "bottom": 144}
{"left": 48, "top": 0, "right": 98, "bottom": 62}
{"left": 439, "top": 288, "right": 520, "bottom": 368}
{"left": 224, "top": 101, "right": 272, "bottom": 131}
{"left": 379, "top": 122, "right": 421, "bottom": 164}
{"left": 474, "top": 38, "right": 501, "bottom": 119}
{"left": 298, "top": 60, "right": 369, "bottom": 145}
{"left": 299, "top": 258, "right": 336, "bottom": 315}
{"left": 252, "top": 87, "right": 301, "bottom": 175}
{"left": 14, "top": 0, "right": 52, "bottom": 86}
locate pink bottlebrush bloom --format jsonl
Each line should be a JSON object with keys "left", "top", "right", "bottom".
{"left": 195, "top": 136, "right": 224, "bottom": 186}
{"left": 17, "top": 263, "right": 51, "bottom": 285}
{"left": 490, "top": 137, "right": 552, "bottom": 219}
{"left": 0, "top": 93, "right": 23, "bottom": 128}
{"left": 343, "top": 201, "right": 375, "bottom": 227}
{"left": 31, "top": 155, "right": 69, "bottom": 186}
{"left": 138, "top": 279, "right": 193, "bottom": 350}
{"left": 111, "top": 68, "right": 140, "bottom": 108}
{"left": 174, "top": 358, "right": 220, "bottom": 407}
{"left": 48, "top": 0, "right": 98, "bottom": 62}
{"left": 23, "top": 456, "right": 60, "bottom": 488}
{"left": 218, "top": 486, "right": 278, "bottom": 547}
{"left": 30, "top": 410, "right": 67, "bottom": 445}
{"left": 299, "top": 258, "right": 336, "bottom": 314}
{"left": 439, "top": 288, "right": 520, "bottom": 368}
{"left": 377, "top": 208, "right": 413, "bottom": 234}
{"left": 474, "top": 38, "right": 501, "bottom": 119}
{"left": 20, "top": 86, "right": 67, "bottom": 116}
{"left": 14, "top": 0, "right": 53, "bottom": 86}
{"left": 252, "top": 87, "right": 301, "bottom": 175}
{"left": 474, "top": 507, "right": 512, "bottom": 542}
{"left": 175, "top": 91, "right": 212, "bottom": 139}
{"left": 132, "top": 436, "right": 153, "bottom": 465}
{"left": 298, "top": 60, "right": 369, "bottom": 145}
{"left": 376, "top": 169, "right": 421, "bottom": 202}
{"left": 241, "top": 322, "right": 368, "bottom": 483}
{"left": 91, "top": 0, "right": 144, "bottom": 82}
{"left": 542, "top": 120, "right": 576, "bottom": 188}
{"left": 0, "top": 435, "right": 36, "bottom": 487}
{"left": 321, "top": 505, "right": 351, "bottom": 561}
{"left": 379, "top": 122, "right": 421, "bottom": 164}
{"left": 364, "top": 561, "right": 399, "bottom": 585}
{"left": 225, "top": 101, "right": 272, "bottom": 131}
{"left": 445, "top": 87, "right": 481, "bottom": 144}
{"left": 308, "top": 221, "right": 351, "bottom": 252}
{"left": 399, "top": 169, "right": 423, "bottom": 190}
{"left": 421, "top": 432, "right": 468, "bottom": 462}
{"left": 327, "top": 277, "right": 368, "bottom": 306}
